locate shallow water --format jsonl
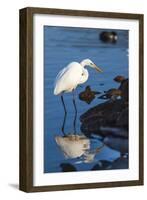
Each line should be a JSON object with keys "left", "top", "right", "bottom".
{"left": 44, "top": 26, "right": 128, "bottom": 173}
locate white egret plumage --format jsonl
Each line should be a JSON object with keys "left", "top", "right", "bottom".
{"left": 54, "top": 59, "right": 103, "bottom": 113}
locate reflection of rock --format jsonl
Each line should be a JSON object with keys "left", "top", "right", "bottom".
{"left": 111, "top": 157, "right": 128, "bottom": 169}
{"left": 99, "top": 127, "right": 128, "bottom": 138}
{"left": 55, "top": 135, "right": 90, "bottom": 159}
{"left": 92, "top": 157, "right": 128, "bottom": 170}
{"left": 79, "top": 86, "right": 101, "bottom": 104}
{"left": 60, "top": 163, "right": 77, "bottom": 172}
{"left": 103, "top": 135, "right": 128, "bottom": 154}
{"left": 99, "top": 31, "right": 118, "bottom": 43}
{"left": 92, "top": 160, "right": 112, "bottom": 170}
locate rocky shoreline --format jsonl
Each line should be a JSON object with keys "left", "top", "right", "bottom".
{"left": 80, "top": 76, "right": 129, "bottom": 156}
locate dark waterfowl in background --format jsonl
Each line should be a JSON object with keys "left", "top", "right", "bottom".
{"left": 99, "top": 88, "right": 122, "bottom": 100}
{"left": 99, "top": 31, "right": 118, "bottom": 43}
{"left": 114, "top": 75, "right": 128, "bottom": 103}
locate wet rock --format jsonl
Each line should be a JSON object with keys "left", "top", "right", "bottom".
{"left": 116, "top": 107, "right": 128, "bottom": 128}
{"left": 79, "top": 86, "right": 101, "bottom": 104}
{"left": 99, "top": 31, "right": 118, "bottom": 43}
{"left": 60, "top": 163, "right": 77, "bottom": 172}
{"left": 80, "top": 99, "right": 128, "bottom": 135}
{"left": 103, "top": 135, "right": 128, "bottom": 154}
{"left": 80, "top": 76, "right": 129, "bottom": 137}
{"left": 119, "top": 79, "right": 128, "bottom": 102}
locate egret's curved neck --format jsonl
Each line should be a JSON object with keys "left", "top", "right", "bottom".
{"left": 80, "top": 60, "right": 87, "bottom": 67}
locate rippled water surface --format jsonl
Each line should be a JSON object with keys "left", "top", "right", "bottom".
{"left": 44, "top": 26, "right": 128, "bottom": 173}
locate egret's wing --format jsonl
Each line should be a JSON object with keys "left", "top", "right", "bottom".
{"left": 54, "top": 62, "right": 82, "bottom": 95}
{"left": 54, "top": 67, "right": 68, "bottom": 86}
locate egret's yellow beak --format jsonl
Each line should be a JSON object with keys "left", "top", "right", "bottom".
{"left": 93, "top": 64, "right": 103, "bottom": 72}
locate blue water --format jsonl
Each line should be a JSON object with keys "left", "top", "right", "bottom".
{"left": 44, "top": 26, "right": 128, "bottom": 173}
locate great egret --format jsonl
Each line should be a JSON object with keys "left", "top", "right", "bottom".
{"left": 54, "top": 59, "right": 103, "bottom": 113}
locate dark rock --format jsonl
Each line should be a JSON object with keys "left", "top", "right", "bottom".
{"left": 116, "top": 107, "right": 128, "bottom": 128}
{"left": 80, "top": 75, "right": 129, "bottom": 137}
{"left": 119, "top": 79, "right": 128, "bottom": 102}
{"left": 80, "top": 99, "right": 128, "bottom": 135}
{"left": 60, "top": 163, "right": 77, "bottom": 172}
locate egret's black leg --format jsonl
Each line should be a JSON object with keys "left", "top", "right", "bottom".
{"left": 72, "top": 90, "right": 77, "bottom": 133}
{"left": 61, "top": 94, "right": 67, "bottom": 136}
{"left": 61, "top": 111, "right": 67, "bottom": 136}
{"left": 61, "top": 94, "right": 67, "bottom": 114}
{"left": 72, "top": 90, "right": 77, "bottom": 114}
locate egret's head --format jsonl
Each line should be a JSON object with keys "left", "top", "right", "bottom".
{"left": 80, "top": 59, "right": 103, "bottom": 72}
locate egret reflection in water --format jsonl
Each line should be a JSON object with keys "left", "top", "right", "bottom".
{"left": 55, "top": 134, "right": 105, "bottom": 163}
